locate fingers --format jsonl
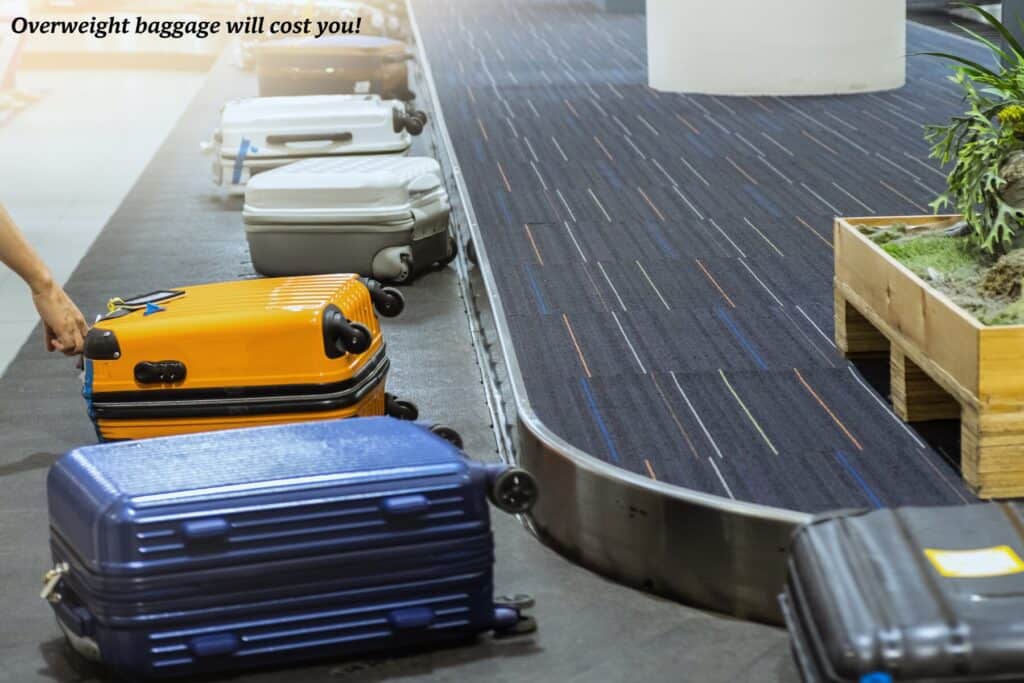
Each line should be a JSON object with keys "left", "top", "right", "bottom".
{"left": 44, "top": 325, "right": 59, "bottom": 352}
{"left": 70, "top": 308, "right": 89, "bottom": 356}
{"left": 70, "top": 327, "right": 85, "bottom": 355}
{"left": 57, "top": 326, "right": 82, "bottom": 356}
{"left": 33, "top": 284, "right": 89, "bottom": 356}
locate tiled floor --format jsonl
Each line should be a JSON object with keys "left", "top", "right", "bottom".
{"left": 0, "top": 68, "right": 204, "bottom": 374}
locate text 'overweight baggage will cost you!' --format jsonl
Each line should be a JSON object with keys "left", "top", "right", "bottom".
{"left": 9, "top": 16, "right": 363, "bottom": 40}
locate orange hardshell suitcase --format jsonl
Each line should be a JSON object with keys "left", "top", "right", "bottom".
{"left": 82, "top": 275, "right": 412, "bottom": 441}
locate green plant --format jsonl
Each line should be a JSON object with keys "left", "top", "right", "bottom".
{"left": 924, "top": 3, "right": 1024, "bottom": 252}
{"left": 881, "top": 234, "right": 979, "bottom": 276}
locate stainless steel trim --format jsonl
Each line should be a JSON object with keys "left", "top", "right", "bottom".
{"left": 406, "top": 0, "right": 811, "bottom": 624}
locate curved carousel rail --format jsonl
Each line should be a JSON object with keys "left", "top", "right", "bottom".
{"left": 405, "top": 0, "right": 810, "bottom": 625}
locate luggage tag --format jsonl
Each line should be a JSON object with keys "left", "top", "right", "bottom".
{"left": 40, "top": 562, "right": 69, "bottom": 603}
{"left": 101, "top": 290, "right": 185, "bottom": 320}
{"left": 924, "top": 545, "right": 1024, "bottom": 578}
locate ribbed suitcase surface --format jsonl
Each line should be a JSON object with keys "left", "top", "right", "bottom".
{"left": 82, "top": 275, "right": 392, "bottom": 440}
{"left": 46, "top": 418, "right": 530, "bottom": 679}
{"left": 782, "top": 504, "right": 1024, "bottom": 683}
{"left": 244, "top": 156, "right": 445, "bottom": 224}
{"left": 242, "top": 156, "right": 453, "bottom": 282}
{"left": 49, "top": 418, "right": 490, "bottom": 575}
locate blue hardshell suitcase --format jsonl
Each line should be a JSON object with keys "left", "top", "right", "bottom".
{"left": 44, "top": 417, "right": 538, "bottom": 679}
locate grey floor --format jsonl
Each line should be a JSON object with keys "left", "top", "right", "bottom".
{"left": 0, "top": 46, "right": 797, "bottom": 683}
{"left": 415, "top": 0, "right": 983, "bottom": 513}
{"left": 0, "top": 68, "right": 204, "bottom": 374}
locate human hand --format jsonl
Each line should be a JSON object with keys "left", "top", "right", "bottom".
{"left": 31, "top": 279, "right": 88, "bottom": 355}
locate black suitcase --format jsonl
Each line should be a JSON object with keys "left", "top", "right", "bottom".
{"left": 781, "top": 504, "right": 1024, "bottom": 683}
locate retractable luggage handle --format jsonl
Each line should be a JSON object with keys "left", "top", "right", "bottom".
{"left": 265, "top": 131, "right": 354, "bottom": 145}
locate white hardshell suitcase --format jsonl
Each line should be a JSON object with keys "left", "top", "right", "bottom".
{"left": 203, "top": 94, "right": 427, "bottom": 194}
{"left": 243, "top": 156, "right": 455, "bottom": 283}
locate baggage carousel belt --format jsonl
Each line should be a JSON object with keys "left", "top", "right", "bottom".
{"left": 414, "top": 0, "right": 983, "bottom": 512}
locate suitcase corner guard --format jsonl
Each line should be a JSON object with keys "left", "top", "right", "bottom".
{"left": 83, "top": 328, "right": 121, "bottom": 361}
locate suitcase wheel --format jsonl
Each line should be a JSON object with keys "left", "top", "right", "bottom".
{"left": 466, "top": 238, "right": 478, "bottom": 267}
{"left": 405, "top": 109, "right": 428, "bottom": 134}
{"left": 393, "top": 107, "right": 424, "bottom": 136}
{"left": 494, "top": 594, "right": 535, "bottom": 610}
{"left": 376, "top": 287, "right": 405, "bottom": 318}
{"left": 361, "top": 278, "right": 405, "bottom": 318}
{"left": 385, "top": 393, "right": 419, "bottom": 421}
{"left": 494, "top": 614, "right": 537, "bottom": 638}
{"left": 372, "top": 248, "right": 413, "bottom": 284}
{"left": 324, "top": 307, "right": 373, "bottom": 357}
{"left": 428, "top": 424, "right": 464, "bottom": 450}
{"left": 405, "top": 115, "right": 424, "bottom": 136}
{"left": 490, "top": 467, "right": 538, "bottom": 514}
{"left": 392, "top": 259, "right": 414, "bottom": 284}
{"left": 342, "top": 323, "right": 373, "bottom": 354}
{"left": 437, "top": 234, "right": 458, "bottom": 268}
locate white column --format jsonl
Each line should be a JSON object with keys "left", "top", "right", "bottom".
{"left": 647, "top": 0, "right": 906, "bottom": 96}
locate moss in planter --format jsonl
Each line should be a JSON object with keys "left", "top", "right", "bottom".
{"left": 857, "top": 223, "right": 906, "bottom": 246}
{"left": 880, "top": 234, "right": 981, "bottom": 278}
{"left": 980, "top": 298, "right": 1024, "bottom": 325}
{"left": 865, "top": 226, "right": 1024, "bottom": 325}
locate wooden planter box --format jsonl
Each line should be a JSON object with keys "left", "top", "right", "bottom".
{"left": 834, "top": 215, "right": 1024, "bottom": 498}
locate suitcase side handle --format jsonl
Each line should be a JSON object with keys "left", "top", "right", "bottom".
{"left": 265, "top": 132, "right": 353, "bottom": 145}
{"left": 380, "top": 494, "right": 431, "bottom": 517}
{"left": 189, "top": 633, "right": 240, "bottom": 657}
{"left": 182, "top": 518, "right": 231, "bottom": 543}
{"left": 48, "top": 583, "right": 95, "bottom": 638}
{"left": 388, "top": 606, "right": 434, "bottom": 630}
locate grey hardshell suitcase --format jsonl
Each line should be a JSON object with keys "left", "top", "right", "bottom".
{"left": 781, "top": 503, "right": 1024, "bottom": 683}
{"left": 243, "top": 155, "right": 456, "bottom": 283}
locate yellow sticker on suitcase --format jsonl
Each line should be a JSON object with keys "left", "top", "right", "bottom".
{"left": 924, "top": 545, "right": 1024, "bottom": 578}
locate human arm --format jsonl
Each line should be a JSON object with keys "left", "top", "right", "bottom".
{"left": 0, "top": 203, "right": 88, "bottom": 354}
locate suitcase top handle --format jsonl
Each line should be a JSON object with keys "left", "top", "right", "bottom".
{"left": 266, "top": 132, "right": 353, "bottom": 145}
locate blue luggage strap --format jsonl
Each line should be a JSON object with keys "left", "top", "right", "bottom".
{"left": 231, "top": 137, "right": 251, "bottom": 186}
